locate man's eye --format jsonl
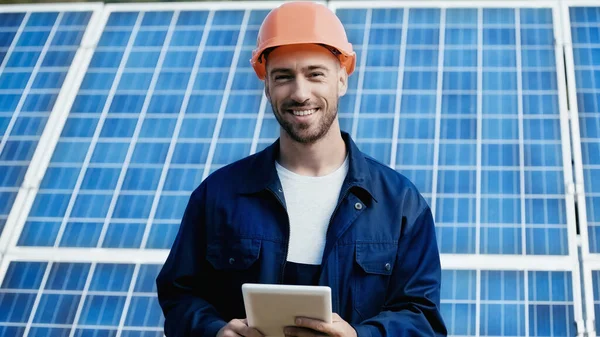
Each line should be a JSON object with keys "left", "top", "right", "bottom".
{"left": 275, "top": 75, "right": 291, "bottom": 81}
{"left": 310, "top": 72, "right": 324, "bottom": 78}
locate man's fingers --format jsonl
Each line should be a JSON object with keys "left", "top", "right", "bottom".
{"left": 294, "top": 317, "right": 331, "bottom": 334}
{"left": 228, "top": 319, "right": 247, "bottom": 332}
{"left": 228, "top": 319, "right": 263, "bottom": 337}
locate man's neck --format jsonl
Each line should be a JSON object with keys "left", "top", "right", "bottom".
{"left": 278, "top": 126, "right": 347, "bottom": 177}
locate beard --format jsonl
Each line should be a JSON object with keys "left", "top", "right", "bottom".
{"left": 271, "top": 99, "right": 338, "bottom": 145}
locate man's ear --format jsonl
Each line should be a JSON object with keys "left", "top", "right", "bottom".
{"left": 264, "top": 77, "right": 271, "bottom": 100}
{"left": 338, "top": 66, "right": 348, "bottom": 97}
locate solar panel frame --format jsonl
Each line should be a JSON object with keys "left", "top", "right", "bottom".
{"left": 561, "top": 1, "right": 600, "bottom": 335}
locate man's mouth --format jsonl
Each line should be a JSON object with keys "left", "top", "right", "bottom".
{"left": 287, "top": 108, "right": 319, "bottom": 116}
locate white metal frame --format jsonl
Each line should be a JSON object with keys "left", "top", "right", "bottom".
{"left": 560, "top": 0, "right": 600, "bottom": 335}
{"left": 0, "top": 0, "right": 597, "bottom": 336}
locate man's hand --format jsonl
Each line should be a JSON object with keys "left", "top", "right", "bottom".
{"left": 283, "top": 313, "right": 357, "bottom": 337}
{"left": 217, "top": 319, "right": 264, "bottom": 337}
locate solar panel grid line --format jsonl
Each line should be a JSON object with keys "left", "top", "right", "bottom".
{"left": 249, "top": 94, "right": 268, "bottom": 155}
{"left": 3, "top": 324, "right": 162, "bottom": 331}
{"left": 6, "top": 247, "right": 168, "bottom": 264}
{"left": 430, "top": 7, "right": 446, "bottom": 232}
{"left": 104, "top": 1, "right": 289, "bottom": 13}
{"left": 38, "top": 11, "right": 146, "bottom": 251}
{"left": 21, "top": 260, "right": 55, "bottom": 337}
{"left": 524, "top": 255, "right": 532, "bottom": 335}
{"left": 515, "top": 7, "right": 529, "bottom": 260}
{"left": 201, "top": 9, "right": 250, "bottom": 180}
{"left": 476, "top": 7, "right": 483, "bottom": 257}
{"left": 440, "top": 253, "right": 576, "bottom": 271}
{"left": 64, "top": 262, "right": 103, "bottom": 337}
{"left": 449, "top": 269, "right": 458, "bottom": 335}
{"left": 139, "top": 10, "right": 215, "bottom": 250}
{"left": 475, "top": 268, "right": 482, "bottom": 336}
{"left": 349, "top": 8, "right": 371, "bottom": 139}
{"left": 388, "top": 8, "right": 409, "bottom": 168}
{"left": 114, "top": 263, "right": 140, "bottom": 337}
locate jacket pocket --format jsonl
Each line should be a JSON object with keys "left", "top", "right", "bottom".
{"left": 204, "top": 238, "right": 262, "bottom": 320}
{"left": 206, "top": 238, "right": 261, "bottom": 271}
{"left": 353, "top": 243, "right": 397, "bottom": 319}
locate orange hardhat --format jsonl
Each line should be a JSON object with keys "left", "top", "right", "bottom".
{"left": 251, "top": 1, "right": 356, "bottom": 80}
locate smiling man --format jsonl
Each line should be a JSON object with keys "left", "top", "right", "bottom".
{"left": 156, "top": 2, "right": 447, "bottom": 337}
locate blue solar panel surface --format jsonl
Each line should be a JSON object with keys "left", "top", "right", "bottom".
{"left": 334, "top": 7, "right": 569, "bottom": 256}
{"left": 17, "top": 9, "right": 274, "bottom": 251}
{"left": 441, "top": 269, "right": 575, "bottom": 336}
{"left": 0, "top": 261, "right": 164, "bottom": 337}
{"left": 0, "top": 3, "right": 594, "bottom": 337}
{"left": 570, "top": 7, "right": 600, "bottom": 254}
{"left": 0, "top": 10, "right": 92, "bottom": 237}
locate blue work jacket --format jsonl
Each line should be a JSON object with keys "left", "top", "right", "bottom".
{"left": 156, "top": 132, "right": 447, "bottom": 337}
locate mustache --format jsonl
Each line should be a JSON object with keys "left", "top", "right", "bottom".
{"left": 280, "top": 100, "right": 316, "bottom": 110}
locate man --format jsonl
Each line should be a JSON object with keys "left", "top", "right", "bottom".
{"left": 156, "top": 2, "right": 447, "bottom": 336}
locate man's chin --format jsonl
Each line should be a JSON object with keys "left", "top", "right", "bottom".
{"left": 285, "top": 129, "right": 326, "bottom": 144}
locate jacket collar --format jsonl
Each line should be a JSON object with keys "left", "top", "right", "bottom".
{"left": 238, "top": 131, "right": 376, "bottom": 202}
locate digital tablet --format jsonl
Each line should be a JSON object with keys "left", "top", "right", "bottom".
{"left": 242, "top": 283, "right": 332, "bottom": 337}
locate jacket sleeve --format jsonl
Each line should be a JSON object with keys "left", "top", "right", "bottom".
{"left": 156, "top": 182, "right": 228, "bottom": 337}
{"left": 351, "top": 205, "right": 447, "bottom": 337}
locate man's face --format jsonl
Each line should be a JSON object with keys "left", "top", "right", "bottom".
{"left": 264, "top": 44, "right": 348, "bottom": 144}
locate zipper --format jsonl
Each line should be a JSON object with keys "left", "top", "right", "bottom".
{"left": 268, "top": 187, "right": 290, "bottom": 284}
{"left": 320, "top": 185, "right": 352, "bottom": 264}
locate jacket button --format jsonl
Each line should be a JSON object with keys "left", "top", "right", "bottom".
{"left": 229, "top": 258, "right": 235, "bottom": 265}
{"left": 385, "top": 263, "right": 391, "bottom": 271}
{"left": 354, "top": 202, "right": 363, "bottom": 210}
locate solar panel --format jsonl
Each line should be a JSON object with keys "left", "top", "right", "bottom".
{"left": 331, "top": 5, "right": 573, "bottom": 256}
{"left": 0, "top": 1, "right": 594, "bottom": 336}
{"left": 0, "top": 8, "right": 94, "bottom": 238}
{"left": 8, "top": 7, "right": 273, "bottom": 251}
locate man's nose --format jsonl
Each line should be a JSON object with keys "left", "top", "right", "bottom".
{"left": 289, "top": 77, "right": 311, "bottom": 103}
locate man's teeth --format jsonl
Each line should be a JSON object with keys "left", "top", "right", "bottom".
{"left": 291, "top": 108, "right": 317, "bottom": 116}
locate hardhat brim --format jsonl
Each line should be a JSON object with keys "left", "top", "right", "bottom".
{"left": 251, "top": 40, "right": 356, "bottom": 80}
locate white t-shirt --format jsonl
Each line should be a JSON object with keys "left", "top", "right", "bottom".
{"left": 275, "top": 156, "right": 349, "bottom": 265}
